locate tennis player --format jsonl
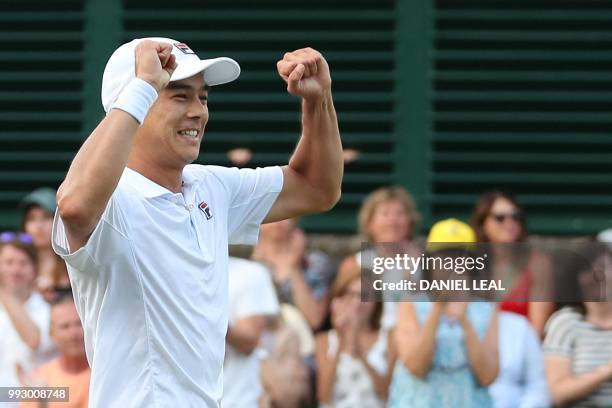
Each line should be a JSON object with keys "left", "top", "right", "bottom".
{"left": 52, "top": 38, "right": 342, "bottom": 407}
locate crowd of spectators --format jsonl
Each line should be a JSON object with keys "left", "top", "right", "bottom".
{"left": 1, "top": 185, "right": 611, "bottom": 407}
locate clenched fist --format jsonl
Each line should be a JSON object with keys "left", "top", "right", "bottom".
{"left": 276, "top": 47, "right": 331, "bottom": 100}
{"left": 135, "top": 40, "right": 178, "bottom": 92}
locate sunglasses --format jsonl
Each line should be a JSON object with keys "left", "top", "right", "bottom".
{"left": 0, "top": 231, "right": 33, "bottom": 244}
{"left": 489, "top": 212, "right": 522, "bottom": 223}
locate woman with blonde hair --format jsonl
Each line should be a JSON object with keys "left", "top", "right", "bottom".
{"left": 357, "top": 186, "right": 420, "bottom": 244}
{"left": 339, "top": 185, "right": 422, "bottom": 330}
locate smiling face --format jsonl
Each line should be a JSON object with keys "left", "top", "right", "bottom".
{"left": 367, "top": 199, "right": 411, "bottom": 243}
{"left": 135, "top": 74, "right": 209, "bottom": 169}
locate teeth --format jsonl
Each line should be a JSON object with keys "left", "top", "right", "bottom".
{"left": 178, "top": 129, "right": 199, "bottom": 138}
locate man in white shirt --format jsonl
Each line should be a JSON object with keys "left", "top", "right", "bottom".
{"left": 223, "top": 257, "right": 279, "bottom": 407}
{"left": 52, "top": 38, "right": 342, "bottom": 408}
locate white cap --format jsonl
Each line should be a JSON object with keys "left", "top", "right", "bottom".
{"left": 101, "top": 37, "right": 240, "bottom": 113}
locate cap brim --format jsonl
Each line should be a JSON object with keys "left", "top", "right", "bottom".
{"left": 171, "top": 57, "right": 240, "bottom": 86}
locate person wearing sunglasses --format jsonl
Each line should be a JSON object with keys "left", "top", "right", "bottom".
{"left": 471, "top": 191, "right": 555, "bottom": 338}
{"left": 0, "top": 233, "right": 54, "bottom": 405}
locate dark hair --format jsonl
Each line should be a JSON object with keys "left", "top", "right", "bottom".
{"left": 471, "top": 190, "right": 527, "bottom": 243}
{"left": 20, "top": 203, "right": 53, "bottom": 232}
{"left": 50, "top": 289, "right": 75, "bottom": 307}
{"left": 556, "top": 242, "right": 609, "bottom": 314}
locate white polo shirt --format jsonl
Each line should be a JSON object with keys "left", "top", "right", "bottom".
{"left": 52, "top": 164, "right": 283, "bottom": 408}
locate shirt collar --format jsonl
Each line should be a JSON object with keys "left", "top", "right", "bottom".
{"left": 121, "top": 167, "right": 202, "bottom": 198}
{"left": 121, "top": 168, "right": 174, "bottom": 198}
{"left": 181, "top": 166, "right": 200, "bottom": 188}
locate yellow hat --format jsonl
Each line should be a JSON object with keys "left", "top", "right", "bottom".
{"left": 427, "top": 218, "right": 476, "bottom": 252}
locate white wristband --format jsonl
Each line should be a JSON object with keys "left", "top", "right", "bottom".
{"left": 111, "top": 78, "right": 158, "bottom": 124}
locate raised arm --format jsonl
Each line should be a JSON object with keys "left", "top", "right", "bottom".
{"left": 264, "top": 48, "right": 343, "bottom": 222}
{"left": 226, "top": 315, "right": 268, "bottom": 355}
{"left": 395, "top": 302, "right": 443, "bottom": 378}
{"left": 56, "top": 41, "right": 176, "bottom": 250}
{"left": 315, "top": 332, "right": 341, "bottom": 404}
{"left": 460, "top": 307, "right": 499, "bottom": 386}
{"left": 0, "top": 289, "right": 41, "bottom": 350}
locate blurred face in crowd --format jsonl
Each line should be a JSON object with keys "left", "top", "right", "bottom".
{"left": 580, "top": 252, "right": 612, "bottom": 304}
{"left": 23, "top": 206, "right": 53, "bottom": 250}
{"left": 349, "top": 278, "right": 376, "bottom": 320}
{"left": 51, "top": 300, "right": 86, "bottom": 358}
{"left": 0, "top": 244, "right": 36, "bottom": 294}
{"left": 335, "top": 278, "right": 377, "bottom": 328}
{"left": 259, "top": 218, "right": 297, "bottom": 241}
{"left": 483, "top": 198, "right": 523, "bottom": 243}
{"left": 368, "top": 199, "right": 411, "bottom": 243}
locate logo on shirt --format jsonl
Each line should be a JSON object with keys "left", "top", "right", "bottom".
{"left": 173, "top": 42, "right": 195, "bottom": 55}
{"left": 198, "top": 201, "right": 213, "bottom": 220}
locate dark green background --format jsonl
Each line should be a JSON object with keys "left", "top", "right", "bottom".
{"left": 1, "top": 0, "right": 611, "bottom": 235}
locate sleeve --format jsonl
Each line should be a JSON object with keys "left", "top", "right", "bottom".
{"left": 209, "top": 166, "right": 283, "bottom": 245}
{"left": 519, "top": 323, "right": 552, "bottom": 408}
{"left": 542, "top": 308, "right": 576, "bottom": 358}
{"left": 51, "top": 188, "right": 133, "bottom": 272}
{"left": 234, "top": 263, "right": 279, "bottom": 320}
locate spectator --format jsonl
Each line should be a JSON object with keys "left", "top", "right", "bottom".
{"left": 253, "top": 218, "right": 334, "bottom": 331}
{"left": 342, "top": 148, "right": 360, "bottom": 164}
{"left": 19, "top": 188, "right": 70, "bottom": 303}
{"left": 471, "top": 190, "right": 555, "bottom": 337}
{"left": 388, "top": 219, "right": 499, "bottom": 408}
{"left": 20, "top": 294, "right": 90, "bottom": 408}
{"left": 339, "top": 186, "right": 422, "bottom": 330}
{"left": 489, "top": 311, "right": 551, "bottom": 408}
{"left": 223, "top": 257, "right": 279, "bottom": 408}
{"left": 260, "top": 325, "right": 312, "bottom": 408}
{"left": 543, "top": 242, "right": 612, "bottom": 407}
{"left": 227, "top": 147, "right": 253, "bottom": 167}
{"left": 315, "top": 264, "right": 394, "bottom": 407}
{"left": 0, "top": 233, "right": 53, "bottom": 404}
